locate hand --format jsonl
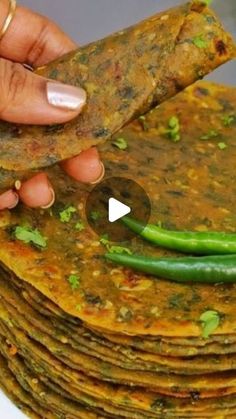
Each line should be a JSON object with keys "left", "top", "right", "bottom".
{"left": 0, "top": 1, "right": 104, "bottom": 210}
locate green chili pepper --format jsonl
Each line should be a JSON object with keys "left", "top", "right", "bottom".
{"left": 105, "top": 253, "right": 236, "bottom": 284}
{"left": 123, "top": 217, "right": 236, "bottom": 255}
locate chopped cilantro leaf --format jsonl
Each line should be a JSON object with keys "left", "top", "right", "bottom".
{"left": 218, "top": 142, "right": 227, "bottom": 150}
{"left": 59, "top": 206, "right": 76, "bottom": 223}
{"left": 67, "top": 274, "right": 80, "bottom": 291}
{"left": 200, "top": 310, "right": 220, "bottom": 339}
{"left": 192, "top": 35, "right": 208, "bottom": 49}
{"left": 112, "top": 137, "right": 128, "bottom": 150}
{"left": 15, "top": 226, "right": 47, "bottom": 248}
{"left": 200, "top": 129, "right": 219, "bottom": 140}
{"left": 222, "top": 114, "right": 236, "bottom": 127}
{"left": 100, "top": 234, "right": 109, "bottom": 246}
{"left": 75, "top": 221, "right": 85, "bottom": 231}
{"left": 168, "top": 116, "right": 179, "bottom": 129}
{"left": 202, "top": 0, "right": 213, "bottom": 5}
{"left": 90, "top": 211, "right": 101, "bottom": 221}
{"left": 109, "top": 246, "right": 132, "bottom": 255}
{"left": 100, "top": 235, "right": 132, "bottom": 255}
{"left": 165, "top": 116, "right": 181, "bottom": 142}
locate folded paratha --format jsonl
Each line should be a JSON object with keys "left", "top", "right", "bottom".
{"left": 0, "top": 1, "right": 235, "bottom": 191}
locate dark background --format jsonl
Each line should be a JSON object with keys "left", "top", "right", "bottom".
{"left": 20, "top": 0, "right": 235, "bottom": 84}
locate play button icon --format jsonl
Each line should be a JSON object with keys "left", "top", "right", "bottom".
{"left": 108, "top": 198, "right": 131, "bottom": 223}
{"left": 85, "top": 176, "right": 151, "bottom": 242}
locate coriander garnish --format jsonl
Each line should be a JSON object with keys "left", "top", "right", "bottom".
{"left": 67, "top": 274, "right": 80, "bottom": 291}
{"left": 100, "top": 235, "right": 132, "bottom": 255}
{"left": 14, "top": 226, "right": 47, "bottom": 248}
{"left": 202, "top": 0, "right": 213, "bottom": 6}
{"left": 192, "top": 35, "right": 208, "bottom": 49}
{"left": 222, "top": 114, "right": 236, "bottom": 127}
{"left": 59, "top": 206, "right": 76, "bottom": 223}
{"left": 199, "top": 310, "right": 220, "bottom": 339}
{"left": 90, "top": 211, "right": 101, "bottom": 221}
{"left": 165, "top": 116, "right": 181, "bottom": 142}
{"left": 109, "top": 246, "right": 132, "bottom": 255}
{"left": 75, "top": 221, "right": 85, "bottom": 231}
{"left": 200, "top": 129, "right": 219, "bottom": 140}
{"left": 112, "top": 137, "right": 128, "bottom": 150}
{"left": 218, "top": 142, "right": 227, "bottom": 150}
{"left": 100, "top": 234, "right": 110, "bottom": 246}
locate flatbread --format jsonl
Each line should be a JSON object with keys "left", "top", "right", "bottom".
{"left": 0, "top": 1, "right": 235, "bottom": 185}
{"left": 0, "top": 354, "right": 53, "bottom": 419}
{"left": 1, "top": 317, "right": 236, "bottom": 417}
{"left": 1, "top": 277, "right": 236, "bottom": 377}
{"left": 6, "top": 265, "right": 236, "bottom": 357}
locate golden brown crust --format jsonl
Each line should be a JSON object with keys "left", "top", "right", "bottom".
{"left": 0, "top": 2, "right": 235, "bottom": 189}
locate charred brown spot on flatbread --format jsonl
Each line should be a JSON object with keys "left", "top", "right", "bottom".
{"left": 215, "top": 39, "right": 227, "bottom": 56}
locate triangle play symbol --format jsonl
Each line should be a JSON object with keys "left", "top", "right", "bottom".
{"left": 108, "top": 197, "right": 131, "bottom": 223}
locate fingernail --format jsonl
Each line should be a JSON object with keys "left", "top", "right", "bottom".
{"left": 41, "top": 188, "right": 55, "bottom": 209}
{"left": 18, "top": 173, "right": 54, "bottom": 209}
{"left": 90, "top": 162, "right": 105, "bottom": 185}
{"left": 0, "top": 190, "right": 19, "bottom": 210}
{"left": 8, "top": 194, "right": 19, "bottom": 209}
{"left": 47, "top": 82, "right": 87, "bottom": 111}
{"left": 14, "top": 180, "right": 22, "bottom": 190}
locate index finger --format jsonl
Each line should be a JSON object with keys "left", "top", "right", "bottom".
{"left": 0, "top": 0, "right": 76, "bottom": 67}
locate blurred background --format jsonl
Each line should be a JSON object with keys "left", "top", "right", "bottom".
{"left": 20, "top": 0, "right": 235, "bottom": 85}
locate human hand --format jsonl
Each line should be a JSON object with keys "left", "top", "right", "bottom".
{"left": 0, "top": 0, "right": 104, "bottom": 210}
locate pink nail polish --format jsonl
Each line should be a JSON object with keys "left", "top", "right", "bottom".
{"left": 47, "top": 82, "right": 87, "bottom": 111}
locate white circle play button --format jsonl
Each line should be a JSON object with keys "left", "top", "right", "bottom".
{"left": 85, "top": 176, "right": 151, "bottom": 242}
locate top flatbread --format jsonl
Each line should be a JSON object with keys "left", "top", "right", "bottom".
{"left": 0, "top": 1, "right": 235, "bottom": 184}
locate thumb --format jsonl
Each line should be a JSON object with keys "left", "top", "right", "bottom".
{"left": 0, "top": 57, "right": 86, "bottom": 124}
